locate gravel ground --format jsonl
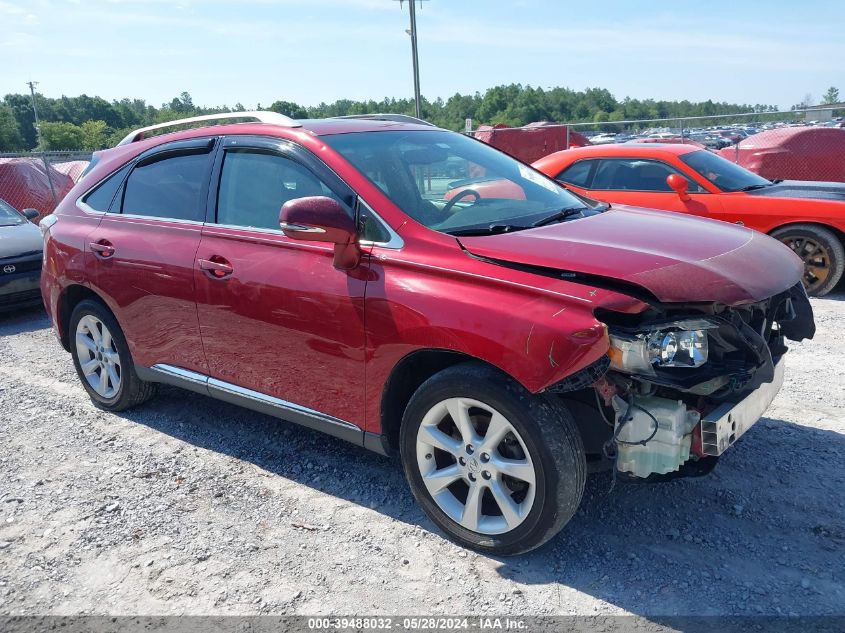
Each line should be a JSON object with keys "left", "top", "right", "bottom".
{"left": 0, "top": 295, "right": 843, "bottom": 617}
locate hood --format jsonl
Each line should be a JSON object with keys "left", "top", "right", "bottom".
{"left": 458, "top": 206, "right": 803, "bottom": 305}
{"left": 0, "top": 221, "right": 43, "bottom": 259}
{"left": 745, "top": 180, "right": 845, "bottom": 202}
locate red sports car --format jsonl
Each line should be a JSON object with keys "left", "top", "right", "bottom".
{"left": 531, "top": 144, "right": 845, "bottom": 295}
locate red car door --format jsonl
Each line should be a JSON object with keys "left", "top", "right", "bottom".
{"left": 562, "top": 157, "right": 721, "bottom": 220}
{"left": 193, "top": 136, "right": 369, "bottom": 429}
{"left": 87, "top": 138, "right": 215, "bottom": 374}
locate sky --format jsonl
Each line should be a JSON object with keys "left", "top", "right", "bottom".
{"left": 1, "top": 0, "right": 843, "bottom": 112}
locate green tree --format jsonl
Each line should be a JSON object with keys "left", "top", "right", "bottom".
{"left": 40, "top": 121, "right": 84, "bottom": 150}
{"left": 268, "top": 100, "right": 308, "bottom": 118}
{"left": 80, "top": 120, "right": 109, "bottom": 150}
{"left": 822, "top": 86, "right": 840, "bottom": 104}
{"left": 0, "top": 105, "right": 25, "bottom": 151}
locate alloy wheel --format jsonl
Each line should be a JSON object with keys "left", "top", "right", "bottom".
{"left": 780, "top": 235, "right": 831, "bottom": 293}
{"left": 75, "top": 315, "right": 121, "bottom": 399}
{"left": 415, "top": 397, "right": 537, "bottom": 535}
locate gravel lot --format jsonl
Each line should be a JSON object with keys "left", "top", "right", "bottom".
{"left": 0, "top": 295, "right": 843, "bottom": 617}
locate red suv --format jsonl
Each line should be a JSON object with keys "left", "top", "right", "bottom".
{"left": 41, "top": 112, "right": 815, "bottom": 554}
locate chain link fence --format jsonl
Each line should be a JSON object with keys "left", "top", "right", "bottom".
{"left": 2, "top": 107, "right": 844, "bottom": 221}
{"left": 0, "top": 150, "right": 92, "bottom": 220}
{"left": 468, "top": 108, "right": 845, "bottom": 183}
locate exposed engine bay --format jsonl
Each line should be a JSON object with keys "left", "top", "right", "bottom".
{"left": 550, "top": 282, "right": 815, "bottom": 480}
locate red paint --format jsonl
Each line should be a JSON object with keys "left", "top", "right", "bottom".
{"left": 718, "top": 127, "right": 845, "bottom": 183}
{"left": 42, "top": 120, "right": 804, "bottom": 444}
{"left": 458, "top": 207, "right": 802, "bottom": 304}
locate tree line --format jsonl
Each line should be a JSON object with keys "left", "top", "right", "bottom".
{"left": 0, "top": 85, "right": 799, "bottom": 152}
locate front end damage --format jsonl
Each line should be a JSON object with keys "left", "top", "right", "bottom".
{"left": 552, "top": 282, "right": 815, "bottom": 481}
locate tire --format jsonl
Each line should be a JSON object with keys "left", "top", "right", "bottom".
{"left": 771, "top": 224, "right": 844, "bottom": 297}
{"left": 69, "top": 299, "right": 156, "bottom": 411}
{"left": 400, "top": 362, "right": 586, "bottom": 555}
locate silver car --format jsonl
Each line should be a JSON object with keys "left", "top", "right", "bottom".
{"left": 0, "top": 199, "right": 43, "bottom": 312}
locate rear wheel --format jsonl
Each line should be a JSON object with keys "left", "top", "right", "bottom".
{"left": 70, "top": 299, "right": 156, "bottom": 411}
{"left": 771, "top": 224, "right": 844, "bottom": 296}
{"left": 400, "top": 363, "right": 586, "bottom": 555}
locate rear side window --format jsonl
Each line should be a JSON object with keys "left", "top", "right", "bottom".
{"left": 557, "top": 160, "right": 595, "bottom": 187}
{"left": 216, "top": 149, "right": 347, "bottom": 231}
{"left": 121, "top": 152, "right": 210, "bottom": 221}
{"left": 82, "top": 164, "right": 130, "bottom": 212}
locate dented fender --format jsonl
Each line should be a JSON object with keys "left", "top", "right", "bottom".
{"left": 362, "top": 247, "right": 649, "bottom": 435}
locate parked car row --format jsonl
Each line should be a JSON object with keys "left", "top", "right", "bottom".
{"left": 36, "top": 112, "right": 817, "bottom": 554}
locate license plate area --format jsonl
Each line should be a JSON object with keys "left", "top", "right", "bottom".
{"left": 700, "top": 359, "right": 785, "bottom": 456}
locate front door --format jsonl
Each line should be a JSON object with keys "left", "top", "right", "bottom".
{"left": 193, "top": 137, "right": 369, "bottom": 428}
{"left": 584, "top": 157, "right": 716, "bottom": 217}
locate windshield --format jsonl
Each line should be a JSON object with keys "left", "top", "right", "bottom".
{"left": 679, "top": 150, "right": 771, "bottom": 192}
{"left": 323, "top": 130, "right": 594, "bottom": 234}
{"left": 0, "top": 199, "right": 24, "bottom": 226}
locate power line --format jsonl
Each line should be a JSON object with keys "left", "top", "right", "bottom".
{"left": 26, "top": 80, "right": 58, "bottom": 206}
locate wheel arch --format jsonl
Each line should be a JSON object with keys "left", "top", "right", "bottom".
{"left": 768, "top": 220, "right": 845, "bottom": 246}
{"left": 379, "top": 349, "right": 507, "bottom": 454}
{"left": 56, "top": 284, "right": 111, "bottom": 352}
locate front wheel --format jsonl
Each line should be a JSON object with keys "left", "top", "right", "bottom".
{"left": 771, "top": 224, "right": 844, "bottom": 296}
{"left": 400, "top": 363, "right": 586, "bottom": 555}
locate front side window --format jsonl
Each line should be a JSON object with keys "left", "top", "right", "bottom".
{"left": 121, "top": 152, "right": 210, "bottom": 221}
{"left": 324, "top": 130, "right": 595, "bottom": 235}
{"left": 679, "top": 150, "right": 771, "bottom": 192}
{"left": 591, "top": 158, "right": 704, "bottom": 192}
{"left": 216, "top": 149, "right": 347, "bottom": 231}
{"left": 557, "top": 160, "right": 595, "bottom": 187}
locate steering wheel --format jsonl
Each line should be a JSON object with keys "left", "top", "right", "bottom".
{"left": 442, "top": 189, "right": 480, "bottom": 215}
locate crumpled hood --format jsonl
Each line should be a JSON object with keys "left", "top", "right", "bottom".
{"left": 0, "top": 221, "right": 43, "bottom": 259}
{"left": 458, "top": 206, "right": 804, "bottom": 305}
{"left": 746, "top": 180, "right": 845, "bottom": 202}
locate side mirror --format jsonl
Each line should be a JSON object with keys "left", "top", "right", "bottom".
{"left": 280, "top": 196, "right": 360, "bottom": 269}
{"left": 666, "top": 174, "right": 691, "bottom": 201}
{"left": 22, "top": 208, "right": 39, "bottom": 221}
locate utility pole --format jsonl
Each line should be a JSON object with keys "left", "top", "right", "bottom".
{"left": 26, "top": 80, "right": 58, "bottom": 207}
{"left": 397, "top": 0, "right": 426, "bottom": 119}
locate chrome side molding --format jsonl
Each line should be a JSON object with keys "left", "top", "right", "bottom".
{"left": 279, "top": 222, "right": 327, "bottom": 234}
{"left": 138, "top": 363, "right": 370, "bottom": 449}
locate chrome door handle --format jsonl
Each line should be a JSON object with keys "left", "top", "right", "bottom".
{"left": 198, "top": 258, "right": 233, "bottom": 278}
{"left": 89, "top": 241, "right": 115, "bottom": 258}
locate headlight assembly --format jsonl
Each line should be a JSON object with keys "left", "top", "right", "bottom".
{"left": 608, "top": 319, "right": 716, "bottom": 374}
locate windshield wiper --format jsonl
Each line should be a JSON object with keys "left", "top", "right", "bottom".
{"left": 445, "top": 224, "right": 530, "bottom": 236}
{"left": 737, "top": 183, "right": 772, "bottom": 192}
{"left": 532, "top": 206, "right": 588, "bottom": 228}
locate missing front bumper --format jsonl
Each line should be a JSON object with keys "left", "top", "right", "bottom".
{"left": 700, "top": 358, "right": 785, "bottom": 456}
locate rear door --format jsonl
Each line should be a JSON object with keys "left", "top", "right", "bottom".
{"left": 87, "top": 138, "right": 215, "bottom": 374}
{"left": 193, "top": 136, "right": 369, "bottom": 429}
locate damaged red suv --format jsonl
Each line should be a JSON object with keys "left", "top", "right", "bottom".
{"left": 41, "top": 112, "right": 815, "bottom": 554}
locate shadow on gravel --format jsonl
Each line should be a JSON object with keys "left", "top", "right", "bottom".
{"left": 494, "top": 417, "right": 845, "bottom": 616}
{"left": 0, "top": 304, "right": 48, "bottom": 337}
{"left": 117, "top": 382, "right": 845, "bottom": 616}
{"left": 115, "top": 383, "right": 420, "bottom": 518}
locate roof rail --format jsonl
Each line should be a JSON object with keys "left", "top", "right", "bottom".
{"left": 336, "top": 113, "right": 436, "bottom": 127}
{"left": 116, "top": 111, "right": 301, "bottom": 146}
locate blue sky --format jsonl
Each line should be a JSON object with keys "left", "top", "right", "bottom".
{"left": 1, "top": 0, "right": 843, "bottom": 111}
